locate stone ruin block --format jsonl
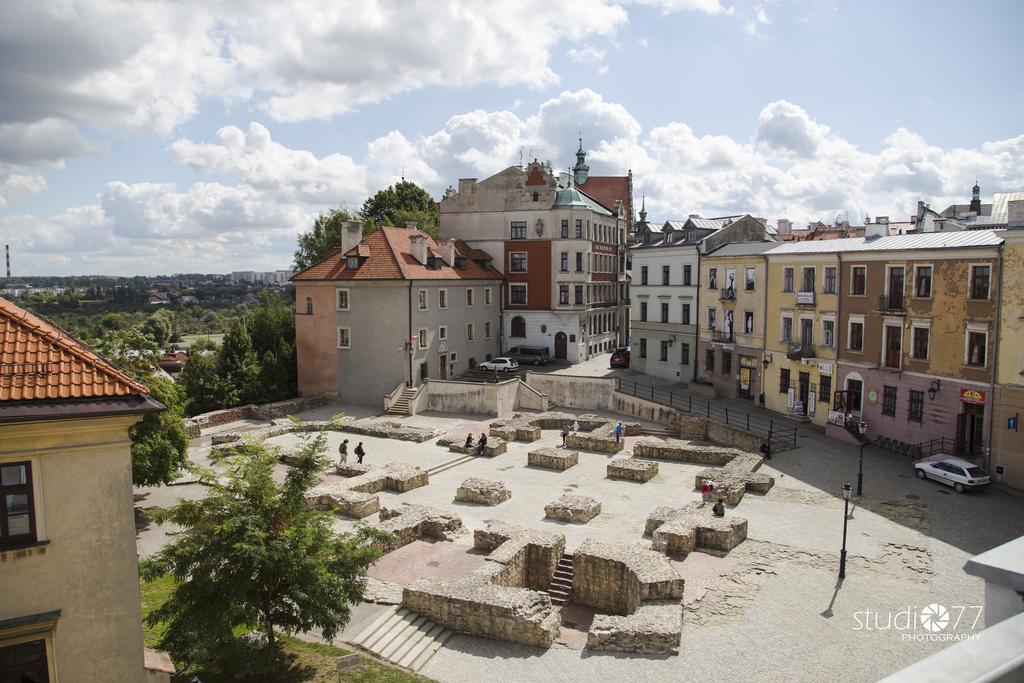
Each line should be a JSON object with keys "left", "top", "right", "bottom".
{"left": 305, "top": 461, "right": 427, "bottom": 519}
{"left": 527, "top": 447, "right": 578, "bottom": 471}
{"left": 607, "top": 457, "right": 658, "bottom": 482}
{"left": 646, "top": 503, "right": 747, "bottom": 556}
{"left": 307, "top": 488, "right": 379, "bottom": 519}
{"left": 544, "top": 494, "right": 601, "bottom": 523}
{"left": 472, "top": 521, "right": 566, "bottom": 590}
{"left": 633, "top": 438, "right": 743, "bottom": 465}
{"left": 345, "top": 462, "right": 428, "bottom": 494}
{"left": 572, "top": 538, "right": 684, "bottom": 616}
{"left": 335, "top": 462, "right": 373, "bottom": 477}
{"left": 435, "top": 436, "right": 508, "bottom": 457}
{"left": 455, "top": 478, "right": 512, "bottom": 506}
{"left": 586, "top": 601, "right": 683, "bottom": 655}
{"left": 695, "top": 452, "right": 774, "bottom": 504}
{"left": 566, "top": 422, "right": 624, "bottom": 454}
{"left": 376, "top": 503, "right": 462, "bottom": 551}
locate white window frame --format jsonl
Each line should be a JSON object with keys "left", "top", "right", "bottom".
{"left": 910, "top": 319, "right": 931, "bottom": 361}
{"left": 418, "top": 289, "right": 428, "bottom": 311}
{"left": 707, "top": 307, "right": 717, "bottom": 331}
{"left": 821, "top": 316, "right": 836, "bottom": 348}
{"left": 743, "top": 310, "right": 754, "bottom": 335}
{"left": 337, "top": 327, "right": 351, "bottom": 349}
{"left": 439, "top": 325, "right": 447, "bottom": 341}
{"left": 884, "top": 264, "right": 906, "bottom": 295}
{"left": 823, "top": 266, "right": 837, "bottom": 294}
{"left": 449, "top": 351, "right": 458, "bottom": 363}
{"left": 418, "top": 328, "right": 428, "bottom": 349}
{"left": 467, "top": 322, "right": 475, "bottom": 342}
{"left": 438, "top": 288, "right": 448, "bottom": 309}
{"left": 466, "top": 287, "right": 475, "bottom": 307}
{"left": 780, "top": 313, "right": 793, "bottom": 342}
{"left": 964, "top": 322, "right": 989, "bottom": 368}
{"left": 745, "top": 266, "right": 756, "bottom": 291}
{"left": 912, "top": 264, "right": 933, "bottom": 299}
{"left": 0, "top": 455, "right": 47, "bottom": 545}
{"left": 560, "top": 251, "right": 569, "bottom": 273}
{"left": 336, "top": 288, "right": 350, "bottom": 311}
{"left": 847, "top": 315, "right": 865, "bottom": 352}
{"left": 849, "top": 265, "right": 867, "bottom": 296}
{"left": 509, "top": 251, "right": 528, "bottom": 274}
{"left": 509, "top": 283, "right": 528, "bottom": 306}
{"left": 800, "top": 266, "right": 816, "bottom": 293}
{"left": 484, "top": 287, "right": 492, "bottom": 305}
{"left": 782, "top": 267, "right": 794, "bottom": 293}
{"left": 969, "top": 263, "right": 992, "bottom": 300}
{"left": 485, "top": 321, "right": 492, "bottom": 339}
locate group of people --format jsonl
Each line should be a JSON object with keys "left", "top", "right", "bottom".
{"left": 560, "top": 421, "right": 625, "bottom": 447}
{"left": 337, "top": 439, "right": 365, "bottom": 464}
{"left": 463, "top": 432, "right": 489, "bottom": 456}
{"left": 700, "top": 479, "right": 725, "bottom": 517}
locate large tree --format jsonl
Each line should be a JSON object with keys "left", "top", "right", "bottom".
{"left": 140, "top": 434, "right": 387, "bottom": 671}
{"left": 177, "top": 338, "right": 224, "bottom": 416}
{"left": 216, "top": 317, "right": 261, "bottom": 407}
{"left": 247, "top": 290, "right": 297, "bottom": 402}
{"left": 360, "top": 180, "right": 439, "bottom": 236}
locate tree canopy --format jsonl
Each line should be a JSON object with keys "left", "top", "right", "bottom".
{"left": 360, "top": 180, "right": 439, "bottom": 236}
{"left": 140, "top": 433, "right": 387, "bottom": 671}
{"left": 292, "top": 209, "right": 363, "bottom": 272}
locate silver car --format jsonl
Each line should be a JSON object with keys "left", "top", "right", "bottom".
{"left": 914, "top": 457, "right": 990, "bottom": 493}
{"left": 478, "top": 357, "right": 519, "bottom": 372}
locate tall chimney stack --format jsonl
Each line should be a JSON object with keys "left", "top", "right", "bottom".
{"left": 340, "top": 221, "right": 362, "bottom": 260}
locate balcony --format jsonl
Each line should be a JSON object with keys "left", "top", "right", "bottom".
{"left": 719, "top": 287, "right": 736, "bottom": 302}
{"left": 711, "top": 330, "right": 735, "bottom": 344}
{"left": 795, "top": 291, "right": 816, "bottom": 306}
{"left": 878, "top": 293, "right": 905, "bottom": 314}
{"left": 786, "top": 341, "right": 815, "bottom": 360}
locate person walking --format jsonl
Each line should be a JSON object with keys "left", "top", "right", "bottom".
{"left": 614, "top": 422, "right": 623, "bottom": 444}
{"left": 561, "top": 425, "right": 570, "bottom": 447}
{"left": 700, "top": 480, "right": 710, "bottom": 506}
{"left": 760, "top": 440, "right": 772, "bottom": 460}
{"left": 355, "top": 442, "right": 365, "bottom": 464}
{"left": 712, "top": 498, "right": 725, "bottom": 517}
{"left": 572, "top": 420, "right": 579, "bottom": 434}
{"left": 338, "top": 439, "right": 349, "bottom": 465}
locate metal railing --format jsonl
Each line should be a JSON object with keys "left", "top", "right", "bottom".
{"left": 786, "top": 342, "right": 815, "bottom": 360}
{"left": 615, "top": 377, "right": 798, "bottom": 450}
{"left": 904, "top": 435, "right": 985, "bottom": 460}
{"left": 878, "top": 293, "right": 905, "bottom": 313}
{"left": 719, "top": 287, "right": 736, "bottom": 301}
{"left": 711, "top": 330, "right": 735, "bottom": 343}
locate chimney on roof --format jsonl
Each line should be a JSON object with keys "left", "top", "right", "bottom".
{"left": 436, "top": 238, "right": 456, "bottom": 266}
{"left": 874, "top": 216, "right": 889, "bottom": 224}
{"left": 405, "top": 220, "right": 418, "bottom": 231}
{"left": 340, "top": 220, "right": 362, "bottom": 258}
{"left": 688, "top": 214, "right": 700, "bottom": 219}
{"left": 409, "top": 233, "right": 428, "bottom": 264}
{"left": 777, "top": 218, "right": 792, "bottom": 235}
{"left": 1008, "top": 199, "right": 1024, "bottom": 228}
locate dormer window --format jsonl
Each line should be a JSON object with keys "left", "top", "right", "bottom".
{"left": 346, "top": 256, "right": 359, "bottom": 270}
{"left": 455, "top": 256, "right": 467, "bottom": 270}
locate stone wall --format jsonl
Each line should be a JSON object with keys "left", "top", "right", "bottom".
{"left": 572, "top": 539, "right": 684, "bottom": 615}
{"left": 376, "top": 504, "right": 463, "bottom": 552}
{"left": 516, "top": 381, "right": 549, "bottom": 411}
{"left": 607, "top": 458, "right": 658, "bottom": 482}
{"left": 422, "top": 379, "right": 520, "bottom": 417}
{"left": 523, "top": 373, "right": 615, "bottom": 411}
{"left": 528, "top": 448, "right": 578, "bottom": 471}
{"left": 185, "top": 395, "right": 330, "bottom": 436}
{"left": 586, "top": 602, "right": 683, "bottom": 655}
{"left": 706, "top": 421, "right": 765, "bottom": 452}
{"left": 633, "top": 438, "right": 745, "bottom": 466}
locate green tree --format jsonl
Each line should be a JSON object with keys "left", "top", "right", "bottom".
{"left": 140, "top": 434, "right": 387, "bottom": 670}
{"left": 247, "top": 291, "right": 297, "bottom": 402}
{"left": 360, "top": 180, "right": 439, "bottom": 236}
{"left": 292, "top": 208, "right": 362, "bottom": 272}
{"left": 178, "top": 339, "right": 224, "bottom": 416}
{"left": 216, "top": 318, "right": 261, "bottom": 406}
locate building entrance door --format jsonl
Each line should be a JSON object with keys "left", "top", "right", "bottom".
{"left": 846, "top": 378, "right": 863, "bottom": 413}
{"left": 439, "top": 354, "right": 448, "bottom": 380}
{"left": 555, "top": 332, "right": 567, "bottom": 360}
{"left": 798, "top": 371, "right": 810, "bottom": 415}
{"left": 956, "top": 403, "right": 985, "bottom": 456}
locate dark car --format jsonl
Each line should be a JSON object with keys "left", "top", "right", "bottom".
{"left": 610, "top": 347, "right": 630, "bottom": 368}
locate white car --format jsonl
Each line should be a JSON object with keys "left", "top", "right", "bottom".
{"left": 478, "top": 357, "right": 519, "bottom": 372}
{"left": 914, "top": 457, "right": 990, "bottom": 493}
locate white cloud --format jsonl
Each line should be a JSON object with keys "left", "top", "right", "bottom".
{"left": 0, "top": 173, "right": 47, "bottom": 208}
{"left": 567, "top": 46, "right": 607, "bottom": 64}
{"left": 631, "top": 0, "right": 733, "bottom": 15}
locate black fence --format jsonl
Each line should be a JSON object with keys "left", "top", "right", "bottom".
{"left": 615, "top": 377, "right": 798, "bottom": 450}
{"left": 885, "top": 435, "right": 985, "bottom": 461}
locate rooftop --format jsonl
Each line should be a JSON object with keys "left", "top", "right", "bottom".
{"left": 553, "top": 186, "right": 614, "bottom": 216}
{"left": 765, "top": 229, "right": 1003, "bottom": 255}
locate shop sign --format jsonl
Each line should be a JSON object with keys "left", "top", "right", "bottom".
{"left": 960, "top": 388, "right": 986, "bottom": 405}
{"left": 739, "top": 367, "right": 751, "bottom": 391}
{"left": 867, "top": 386, "right": 879, "bottom": 405}
{"left": 740, "top": 355, "right": 758, "bottom": 368}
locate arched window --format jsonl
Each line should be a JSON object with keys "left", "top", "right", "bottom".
{"left": 511, "top": 316, "right": 526, "bottom": 338}
{"left": 305, "top": 297, "right": 313, "bottom": 315}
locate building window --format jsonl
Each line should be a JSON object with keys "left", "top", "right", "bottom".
{"left": 0, "top": 639, "right": 49, "bottom": 681}
{"left": 722, "top": 351, "right": 732, "bottom": 375}
{"left": 437, "top": 289, "right": 447, "bottom": 309}
{"left": 707, "top": 308, "right": 717, "bottom": 330}
{"left": 914, "top": 266, "right": 932, "bottom": 298}
{"left": 639, "top": 338, "right": 647, "bottom": 358}
{"left": 561, "top": 219, "right": 569, "bottom": 238}
{"left": 466, "top": 288, "right": 474, "bottom": 306}
{"left": 305, "top": 297, "right": 313, "bottom": 315}
{"left": 640, "top": 302, "right": 648, "bottom": 322}
{"left": 908, "top": 390, "right": 924, "bottom": 423}
{"left": 418, "top": 329, "right": 427, "bottom": 349}
{"left": 705, "top": 348, "right": 715, "bottom": 371}
{"left": 822, "top": 319, "right": 835, "bottom": 347}
{"left": 510, "top": 252, "right": 527, "bottom": 273}
{"left": 682, "top": 304, "right": 691, "bottom": 325}
{"left": 970, "top": 265, "right": 991, "bottom": 299}
{"left": 509, "top": 284, "right": 527, "bottom": 305}
{"left": 745, "top": 267, "right": 755, "bottom": 291}
{"left": 439, "top": 326, "right": 447, "bottom": 340}
{"left": 559, "top": 285, "right": 569, "bottom": 305}
{"left": 779, "top": 368, "right": 790, "bottom": 393}
{"left": 820, "top": 375, "right": 832, "bottom": 404}
{"left": 851, "top": 266, "right": 866, "bottom": 295}
{"left": 560, "top": 252, "right": 569, "bottom": 272}
{"left": 660, "top": 302, "right": 669, "bottom": 323}
{"left": 883, "top": 324, "right": 902, "bottom": 369}
{"left": 684, "top": 264, "right": 692, "bottom": 286}
{"left": 882, "top": 385, "right": 897, "bottom": 417}
{"left": 709, "top": 268, "right": 718, "bottom": 290}
{"left": 485, "top": 287, "right": 492, "bottom": 305}
{"left": 511, "top": 221, "right": 527, "bottom": 239}
{"left": 485, "top": 322, "right": 492, "bottom": 338}
{"left": 660, "top": 340, "right": 669, "bottom": 362}
{"left": 0, "top": 461, "right": 36, "bottom": 548}
{"left": 912, "top": 326, "right": 929, "bottom": 360}
{"left": 575, "top": 219, "right": 583, "bottom": 238}
{"left": 511, "top": 316, "right": 526, "bottom": 337}
{"left": 532, "top": 191, "right": 539, "bottom": 202}
{"left": 681, "top": 343, "right": 690, "bottom": 365}
{"left": 848, "top": 320, "right": 864, "bottom": 352}
{"left": 467, "top": 323, "right": 475, "bottom": 341}
{"left": 573, "top": 285, "right": 583, "bottom": 305}
{"left": 337, "top": 327, "right": 351, "bottom": 349}
{"left": 641, "top": 266, "right": 648, "bottom": 285}
{"left": 346, "top": 256, "right": 360, "bottom": 270}
{"left": 782, "top": 267, "right": 794, "bottom": 292}
{"left": 662, "top": 265, "right": 670, "bottom": 285}
{"left": 823, "top": 267, "right": 837, "bottom": 294}
{"left": 336, "top": 289, "right": 349, "bottom": 310}
{"left": 450, "top": 351, "right": 458, "bottom": 363}
{"left": 801, "top": 267, "right": 815, "bottom": 292}
{"left": 966, "top": 330, "right": 987, "bottom": 367}
{"left": 418, "top": 290, "right": 427, "bottom": 310}
{"left": 781, "top": 315, "right": 792, "bottom": 342}
{"left": 575, "top": 252, "right": 583, "bottom": 272}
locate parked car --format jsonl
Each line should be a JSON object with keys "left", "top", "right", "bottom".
{"left": 914, "top": 457, "right": 990, "bottom": 493}
{"left": 478, "top": 357, "right": 519, "bottom": 372}
{"left": 610, "top": 347, "right": 630, "bottom": 368}
{"left": 507, "top": 346, "right": 550, "bottom": 366}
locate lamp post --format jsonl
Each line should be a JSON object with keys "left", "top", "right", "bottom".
{"left": 857, "top": 421, "right": 867, "bottom": 496}
{"left": 839, "top": 482, "right": 852, "bottom": 579}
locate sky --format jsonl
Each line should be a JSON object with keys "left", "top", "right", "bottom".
{"left": 1, "top": 0, "right": 1022, "bottom": 276}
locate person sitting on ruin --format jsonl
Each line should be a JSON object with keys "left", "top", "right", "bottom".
{"left": 464, "top": 433, "right": 474, "bottom": 450}
{"left": 477, "top": 432, "right": 488, "bottom": 456}
{"left": 712, "top": 498, "right": 726, "bottom": 517}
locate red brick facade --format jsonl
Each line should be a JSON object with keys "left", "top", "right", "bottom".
{"left": 504, "top": 240, "right": 551, "bottom": 310}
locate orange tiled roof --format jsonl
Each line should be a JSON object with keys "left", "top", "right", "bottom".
{"left": 292, "top": 226, "right": 504, "bottom": 282}
{"left": 0, "top": 297, "right": 149, "bottom": 402}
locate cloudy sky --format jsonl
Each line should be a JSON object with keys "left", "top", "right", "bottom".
{"left": 2, "top": 0, "right": 1022, "bottom": 276}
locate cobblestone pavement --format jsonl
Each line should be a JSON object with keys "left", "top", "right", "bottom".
{"left": 137, "top": 396, "right": 1024, "bottom": 682}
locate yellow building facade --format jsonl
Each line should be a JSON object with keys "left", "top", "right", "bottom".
{"left": 763, "top": 248, "right": 841, "bottom": 427}
{"left": 992, "top": 230, "right": 1024, "bottom": 488}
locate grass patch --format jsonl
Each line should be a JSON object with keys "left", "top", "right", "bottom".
{"left": 141, "top": 576, "right": 430, "bottom": 682}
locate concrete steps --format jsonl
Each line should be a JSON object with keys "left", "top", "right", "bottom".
{"left": 386, "top": 389, "right": 418, "bottom": 416}
{"left": 426, "top": 454, "right": 476, "bottom": 477}
{"left": 548, "top": 552, "right": 574, "bottom": 606}
{"left": 350, "top": 606, "right": 452, "bottom": 672}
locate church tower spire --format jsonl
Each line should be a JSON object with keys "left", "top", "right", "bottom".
{"left": 970, "top": 179, "right": 982, "bottom": 215}
{"left": 639, "top": 194, "right": 647, "bottom": 223}
{"left": 573, "top": 135, "right": 589, "bottom": 186}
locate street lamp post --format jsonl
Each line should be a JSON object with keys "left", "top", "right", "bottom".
{"left": 856, "top": 421, "right": 867, "bottom": 496}
{"left": 839, "top": 482, "right": 852, "bottom": 579}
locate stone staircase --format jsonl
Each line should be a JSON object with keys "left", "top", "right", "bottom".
{"left": 386, "top": 387, "right": 418, "bottom": 416}
{"left": 426, "top": 454, "right": 476, "bottom": 477}
{"left": 547, "top": 552, "right": 574, "bottom": 606}
{"left": 350, "top": 606, "right": 452, "bottom": 672}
